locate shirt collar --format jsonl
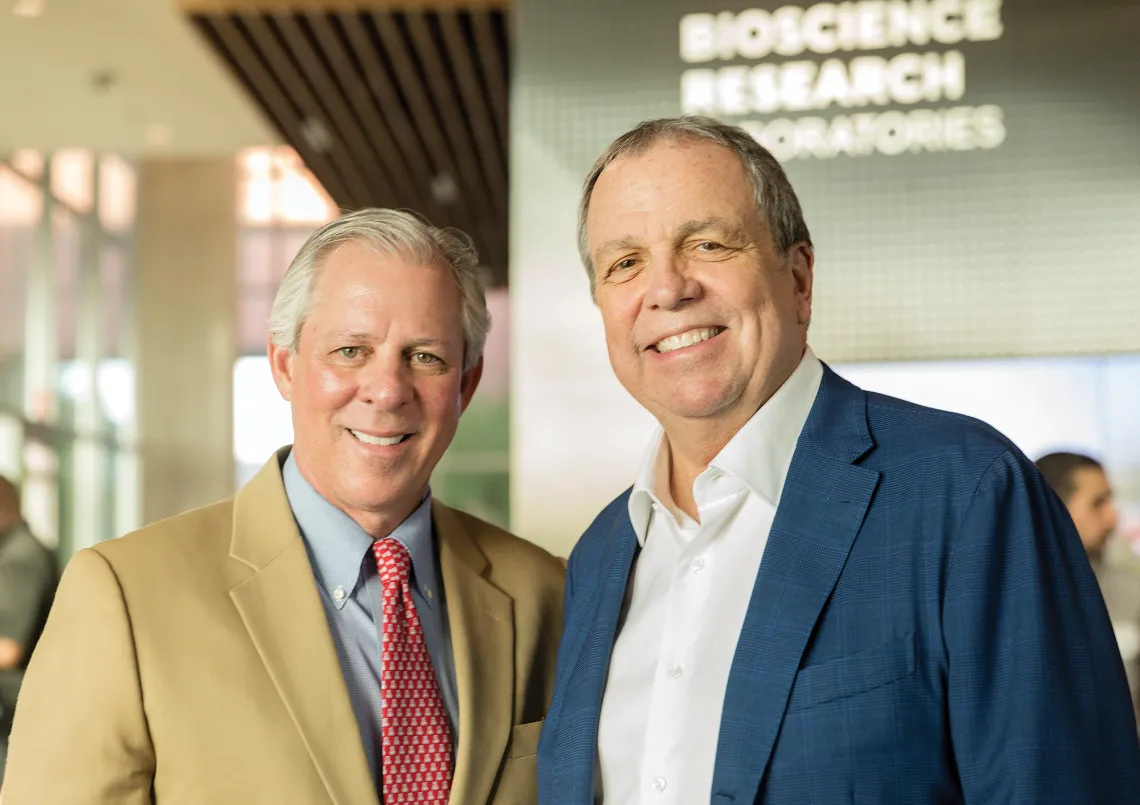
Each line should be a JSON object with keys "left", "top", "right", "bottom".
{"left": 628, "top": 346, "right": 824, "bottom": 545}
{"left": 282, "top": 449, "right": 438, "bottom": 610}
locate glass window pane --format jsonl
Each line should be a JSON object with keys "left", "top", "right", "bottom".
{"left": 52, "top": 207, "right": 80, "bottom": 362}
{"left": 9, "top": 149, "right": 44, "bottom": 181}
{"left": 0, "top": 165, "right": 44, "bottom": 225}
{"left": 50, "top": 149, "right": 94, "bottom": 213}
{"left": 100, "top": 244, "right": 128, "bottom": 358}
{"left": 238, "top": 146, "right": 336, "bottom": 225}
{"left": 98, "top": 155, "right": 137, "bottom": 233}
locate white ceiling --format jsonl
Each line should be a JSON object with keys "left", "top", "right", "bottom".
{"left": 0, "top": 0, "right": 278, "bottom": 155}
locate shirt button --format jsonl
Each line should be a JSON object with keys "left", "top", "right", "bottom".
{"left": 653, "top": 776, "right": 667, "bottom": 792}
{"left": 668, "top": 665, "right": 683, "bottom": 680}
{"left": 692, "top": 557, "right": 706, "bottom": 572}
{"left": 332, "top": 586, "right": 345, "bottom": 601}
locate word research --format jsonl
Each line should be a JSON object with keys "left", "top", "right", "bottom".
{"left": 682, "top": 50, "right": 965, "bottom": 116}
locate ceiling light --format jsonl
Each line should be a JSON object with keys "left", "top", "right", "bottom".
{"left": 300, "top": 117, "right": 333, "bottom": 154}
{"left": 12, "top": 0, "right": 44, "bottom": 18}
{"left": 145, "top": 124, "right": 172, "bottom": 147}
{"left": 430, "top": 173, "right": 459, "bottom": 205}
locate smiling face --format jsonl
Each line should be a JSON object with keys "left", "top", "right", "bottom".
{"left": 587, "top": 137, "right": 813, "bottom": 445}
{"left": 268, "top": 239, "right": 482, "bottom": 537}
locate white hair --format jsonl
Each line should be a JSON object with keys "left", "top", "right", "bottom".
{"left": 579, "top": 115, "right": 813, "bottom": 298}
{"left": 268, "top": 208, "right": 491, "bottom": 371}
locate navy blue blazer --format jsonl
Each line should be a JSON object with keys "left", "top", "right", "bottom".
{"left": 537, "top": 366, "right": 1140, "bottom": 803}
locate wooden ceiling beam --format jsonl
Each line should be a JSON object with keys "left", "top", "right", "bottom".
{"left": 203, "top": 15, "right": 354, "bottom": 206}
{"left": 437, "top": 10, "right": 506, "bottom": 219}
{"left": 404, "top": 10, "right": 501, "bottom": 231}
{"left": 182, "top": 0, "right": 510, "bottom": 13}
{"left": 273, "top": 13, "right": 400, "bottom": 207}
{"left": 370, "top": 11, "right": 491, "bottom": 246}
{"left": 306, "top": 13, "right": 442, "bottom": 220}
{"left": 241, "top": 13, "right": 373, "bottom": 208}
{"left": 469, "top": 9, "right": 508, "bottom": 162}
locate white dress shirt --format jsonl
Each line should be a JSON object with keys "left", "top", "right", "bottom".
{"left": 596, "top": 347, "right": 823, "bottom": 805}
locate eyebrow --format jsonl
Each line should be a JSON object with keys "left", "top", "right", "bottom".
{"left": 329, "top": 331, "right": 375, "bottom": 342}
{"left": 594, "top": 235, "right": 644, "bottom": 259}
{"left": 674, "top": 217, "right": 748, "bottom": 245}
{"left": 403, "top": 338, "right": 447, "bottom": 350}
{"left": 594, "top": 217, "right": 748, "bottom": 260}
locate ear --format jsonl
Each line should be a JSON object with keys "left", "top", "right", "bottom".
{"left": 267, "top": 336, "right": 295, "bottom": 402}
{"left": 788, "top": 243, "right": 814, "bottom": 327}
{"left": 458, "top": 357, "right": 484, "bottom": 414}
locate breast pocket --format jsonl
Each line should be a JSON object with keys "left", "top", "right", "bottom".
{"left": 507, "top": 719, "right": 544, "bottom": 759}
{"left": 786, "top": 633, "right": 916, "bottom": 712}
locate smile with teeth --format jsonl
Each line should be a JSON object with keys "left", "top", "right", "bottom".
{"left": 350, "top": 430, "right": 410, "bottom": 446}
{"left": 654, "top": 326, "right": 725, "bottom": 354}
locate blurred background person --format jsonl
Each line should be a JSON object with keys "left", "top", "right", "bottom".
{"left": 0, "top": 476, "right": 57, "bottom": 782}
{"left": 1037, "top": 451, "right": 1140, "bottom": 720}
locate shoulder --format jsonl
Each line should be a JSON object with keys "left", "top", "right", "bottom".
{"left": 572, "top": 488, "right": 633, "bottom": 559}
{"left": 860, "top": 389, "right": 1020, "bottom": 480}
{"left": 89, "top": 497, "right": 236, "bottom": 577}
{"left": 443, "top": 505, "right": 566, "bottom": 592}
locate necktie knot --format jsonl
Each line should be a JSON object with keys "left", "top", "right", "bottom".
{"left": 373, "top": 537, "right": 412, "bottom": 587}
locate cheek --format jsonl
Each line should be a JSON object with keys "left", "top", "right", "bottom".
{"left": 598, "top": 297, "right": 640, "bottom": 353}
{"left": 304, "top": 365, "right": 358, "bottom": 410}
{"left": 417, "top": 378, "right": 466, "bottom": 425}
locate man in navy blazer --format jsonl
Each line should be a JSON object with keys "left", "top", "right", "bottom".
{"left": 536, "top": 115, "right": 1140, "bottom": 804}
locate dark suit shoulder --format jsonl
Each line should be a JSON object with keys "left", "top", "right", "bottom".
{"left": 579, "top": 488, "right": 633, "bottom": 547}
{"left": 861, "top": 390, "right": 1018, "bottom": 472}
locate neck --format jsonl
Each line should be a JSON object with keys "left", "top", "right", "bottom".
{"left": 662, "top": 350, "right": 805, "bottom": 519}
{"left": 346, "top": 504, "right": 422, "bottom": 541}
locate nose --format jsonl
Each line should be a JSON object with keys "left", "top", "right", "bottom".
{"left": 1107, "top": 503, "right": 1120, "bottom": 533}
{"left": 644, "top": 252, "right": 702, "bottom": 311}
{"left": 358, "top": 352, "right": 414, "bottom": 411}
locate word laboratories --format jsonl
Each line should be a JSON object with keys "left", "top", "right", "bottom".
{"left": 680, "top": 0, "right": 1007, "bottom": 160}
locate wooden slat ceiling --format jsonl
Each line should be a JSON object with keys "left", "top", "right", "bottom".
{"left": 188, "top": 4, "right": 510, "bottom": 285}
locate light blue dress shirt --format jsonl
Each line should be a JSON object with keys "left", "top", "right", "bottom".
{"left": 282, "top": 450, "right": 459, "bottom": 791}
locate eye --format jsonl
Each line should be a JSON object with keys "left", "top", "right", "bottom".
{"left": 336, "top": 346, "right": 363, "bottom": 360}
{"left": 609, "top": 256, "right": 640, "bottom": 274}
{"left": 695, "top": 240, "right": 725, "bottom": 253}
{"left": 411, "top": 352, "right": 442, "bottom": 365}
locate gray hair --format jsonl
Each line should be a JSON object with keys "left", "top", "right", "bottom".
{"left": 578, "top": 115, "right": 812, "bottom": 297}
{"left": 268, "top": 208, "right": 491, "bottom": 372}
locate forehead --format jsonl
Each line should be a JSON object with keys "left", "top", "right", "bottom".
{"left": 1073, "top": 466, "right": 1111, "bottom": 495}
{"left": 307, "top": 240, "right": 460, "bottom": 318}
{"left": 587, "top": 138, "right": 755, "bottom": 241}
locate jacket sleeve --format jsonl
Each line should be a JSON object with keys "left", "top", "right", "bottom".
{"left": 3, "top": 548, "right": 155, "bottom": 804}
{"left": 944, "top": 449, "right": 1140, "bottom": 802}
{"left": 0, "top": 531, "right": 54, "bottom": 650}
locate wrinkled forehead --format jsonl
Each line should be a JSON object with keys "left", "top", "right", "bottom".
{"left": 587, "top": 142, "right": 759, "bottom": 250}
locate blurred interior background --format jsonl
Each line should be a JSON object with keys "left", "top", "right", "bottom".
{"left": 1, "top": 0, "right": 1138, "bottom": 564}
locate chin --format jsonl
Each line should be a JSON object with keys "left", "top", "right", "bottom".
{"left": 655, "top": 381, "right": 742, "bottom": 419}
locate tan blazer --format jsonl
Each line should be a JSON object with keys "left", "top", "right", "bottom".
{"left": 3, "top": 453, "right": 565, "bottom": 804}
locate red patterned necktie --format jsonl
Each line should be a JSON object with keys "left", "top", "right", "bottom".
{"left": 373, "top": 537, "right": 453, "bottom": 804}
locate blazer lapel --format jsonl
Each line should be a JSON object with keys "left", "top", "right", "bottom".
{"left": 710, "top": 368, "right": 880, "bottom": 804}
{"left": 433, "top": 501, "right": 514, "bottom": 805}
{"left": 550, "top": 501, "right": 640, "bottom": 797}
{"left": 228, "top": 452, "right": 377, "bottom": 805}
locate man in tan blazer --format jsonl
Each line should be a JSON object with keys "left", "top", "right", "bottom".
{"left": 3, "top": 209, "right": 565, "bottom": 804}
